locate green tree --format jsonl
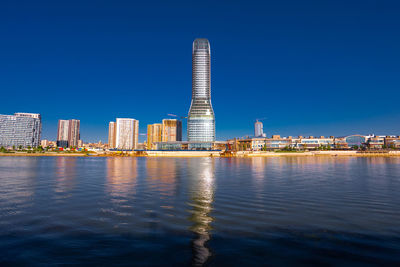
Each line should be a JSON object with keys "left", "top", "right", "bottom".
{"left": 18, "top": 145, "right": 23, "bottom": 150}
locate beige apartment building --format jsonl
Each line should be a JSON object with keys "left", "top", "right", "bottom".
{"left": 162, "top": 119, "right": 182, "bottom": 142}
{"left": 146, "top": 119, "right": 182, "bottom": 150}
{"left": 108, "top": 121, "right": 116, "bottom": 149}
{"left": 147, "top": 123, "right": 162, "bottom": 150}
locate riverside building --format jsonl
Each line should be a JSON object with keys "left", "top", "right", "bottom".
{"left": 162, "top": 119, "right": 182, "bottom": 142}
{"left": 115, "top": 118, "right": 139, "bottom": 150}
{"left": 108, "top": 122, "right": 116, "bottom": 149}
{"left": 254, "top": 120, "right": 266, "bottom": 137}
{"left": 0, "top": 112, "right": 41, "bottom": 148}
{"left": 146, "top": 119, "right": 182, "bottom": 150}
{"left": 56, "top": 119, "right": 80, "bottom": 148}
{"left": 187, "top": 38, "right": 215, "bottom": 149}
{"left": 147, "top": 123, "right": 162, "bottom": 150}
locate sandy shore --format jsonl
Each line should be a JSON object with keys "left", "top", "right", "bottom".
{"left": 1, "top": 151, "right": 400, "bottom": 157}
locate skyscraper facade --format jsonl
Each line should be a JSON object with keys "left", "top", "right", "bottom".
{"left": 162, "top": 119, "right": 182, "bottom": 142}
{"left": 147, "top": 123, "right": 162, "bottom": 150}
{"left": 56, "top": 119, "right": 80, "bottom": 148}
{"left": 116, "top": 118, "right": 139, "bottom": 150}
{"left": 57, "top": 120, "right": 69, "bottom": 143}
{"left": 68, "top": 119, "right": 80, "bottom": 148}
{"left": 0, "top": 112, "right": 41, "bottom": 148}
{"left": 108, "top": 121, "right": 116, "bottom": 149}
{"left": 187, "top": 38, "right": 215, "bottom": 143}
{"left": 254, "top": 120, "right": 264, "bottom": 137}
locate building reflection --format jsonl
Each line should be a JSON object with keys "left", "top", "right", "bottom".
{"left": 146, "top": 158, "right": 177, "bottom": 197}
{"left": 0, "top": 157, "right": 38, "bottom": 211}
{"left": 187, "top": 158, "right": 215, "bottom": 266}
{"left": 106, "top": 158, "right": 137, "bottom": 199}
{"left": 54, "top": 157, "right": 77, "bottom": 194}
{"left": 250, "top": 157, "right": 266, "bottom": 182}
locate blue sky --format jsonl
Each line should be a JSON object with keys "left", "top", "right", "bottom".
{"left": 1, "top": 0, "right": 400, "bottom": 142}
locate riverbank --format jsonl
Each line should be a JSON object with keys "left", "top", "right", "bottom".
{"left": 0, "top": 152, "right": 90, "bottom": 157}
{"left": 239, "top": 150, "right": 400, "bottom": 157}
{"left": 1, "top": 150, "right": 400, "bottom": 157}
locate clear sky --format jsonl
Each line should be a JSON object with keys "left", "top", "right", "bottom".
{"left": 1, "top": 0, "right": 400, "bottom": 142}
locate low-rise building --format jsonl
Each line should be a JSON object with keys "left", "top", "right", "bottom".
{"left": 265, "top": 135, "right": 292, "bottom": 150}
{"left": 41, "top": 139, "right": 50, "bottom": 148}
{"left": 345, "top": 135, "right": 366, "bottom": 148}
{"left": 293, "top": 136, "right": 334, "bottom": 150}
{"left": 385, "top": 136, "right": 400, "bottom": 148}
{"left": 234, "top": 135, "right": 292, "bottom": 151}
{"left": 334, "top": 137, "right": 348, "bottom": 149}
{"left": 367, "top": 136, "right": 385, "bottom": 149}
{"left": 153, "top": 141, "right": 226, "bottom": 151}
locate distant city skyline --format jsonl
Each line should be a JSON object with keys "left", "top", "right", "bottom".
{"left": 1, "top": 1, "right": 400, "bottom": 142}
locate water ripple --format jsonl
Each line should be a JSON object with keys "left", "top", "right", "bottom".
{"left": 0, "top": 156, "right": 400, "bottom": 265}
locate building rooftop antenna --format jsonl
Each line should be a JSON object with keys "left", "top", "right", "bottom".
{"left": 255, "top": 117, "right": 267, "bottom": 122}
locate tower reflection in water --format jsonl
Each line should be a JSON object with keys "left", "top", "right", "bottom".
{"left": 187, "top": 158, "right": 215, "bottom": 266}
{"left": 106, "top": 158, "right": 137, "bottom": 200}
{"left": 54, "top": 157, "right": 77, "bottom": 195}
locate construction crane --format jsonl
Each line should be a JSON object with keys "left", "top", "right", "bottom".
{"left": 167, "top": 114, "right": 187, "bottom": 120}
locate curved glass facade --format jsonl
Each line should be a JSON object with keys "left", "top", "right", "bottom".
{"left": 188, "top": 38, "right": 215, "bottom": 142}
{"left": 345, "top": 135, "right": 365, "bottom": 146}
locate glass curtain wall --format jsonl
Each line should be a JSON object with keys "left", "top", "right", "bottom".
{"left": 187, "top": 38, "right": 215, "bottom": 142}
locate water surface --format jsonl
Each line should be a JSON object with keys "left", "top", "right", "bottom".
{"left": 0, "top": 156, "right": 400, "bottom": 266}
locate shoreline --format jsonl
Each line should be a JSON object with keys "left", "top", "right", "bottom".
{"left": 1, "top": 151, "right": 400, "bottom": 158}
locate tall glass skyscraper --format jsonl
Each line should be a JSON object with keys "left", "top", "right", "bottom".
{"left": 187, "top": 38, "right": 215, "bottom": 142}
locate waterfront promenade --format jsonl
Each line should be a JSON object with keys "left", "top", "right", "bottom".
{"left": 1, "top": 150, "right": 400, "bottom": 157}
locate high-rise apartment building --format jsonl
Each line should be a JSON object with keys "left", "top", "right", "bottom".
{"left": 147, "top": 123, "right": 162, "bottom": 150}
{"left": 108, "top": 121, "right": 117, "bottom": 149}
{"left": 115, "top": 118, "right": 139, "bottom": 150}
{"left": 254, "top": 120, "right": 264, "bottom": 137}
{"left": 187, "top": 38, "right": 215, "bottom": 142}
{"left": 68, "top": 119, "right": 80, "bottom": 147}
{"left": 56, "top": 119, "right": 80, "bottom": 148}
{"left": 57, "top": 120, "right": 69, "bottom": 147}
{"left": 0, "top": 112, "right": 41, "bottom": 147}
{"left": 162, "top": 119, "right": 182, "bottom": 142}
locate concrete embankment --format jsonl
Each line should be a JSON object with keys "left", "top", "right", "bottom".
{"left": 144, "top": 151, "right": 221, "bottom": 157}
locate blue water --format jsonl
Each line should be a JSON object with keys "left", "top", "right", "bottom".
{"left": 0, "top": 156, "right": 400, "bottom": 266}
